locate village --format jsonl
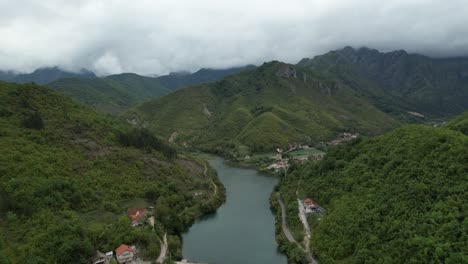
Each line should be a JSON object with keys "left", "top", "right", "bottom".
{"left": 264, "top": 132, "right": 359, "bottom": 173}
{"left": 92, "top": 199, "right": 212, "bottom": 264}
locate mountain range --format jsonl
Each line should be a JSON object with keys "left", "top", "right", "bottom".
{"left": 0, "top": 67, "right": 96, "bottom": 85}
{"left": 299, "top": 47, "right": 468, "bottom": 117}
{"left": 47, "top": 66, "right": 254, "bottom": 114}
{"left": 125, "top": 61, "right": 402, "bottom": 153}
{"left": 123, "top": 47, "right": 468, "bottom": 154}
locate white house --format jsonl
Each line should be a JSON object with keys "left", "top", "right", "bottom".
{"left": 115, "top": 244, "right": 136, "bottom": 264}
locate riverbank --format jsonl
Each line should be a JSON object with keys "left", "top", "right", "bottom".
{"left": 160, "top": 154, "right": 226, "bottom": 261}
{"left": 182, "top": 156, "right": 287, "bottom": 264}
{"left": 191, "top": 152, "right": 314, "bottom": 264}
{"left": 270, "top": 191, "right": 311, "bottom": 264}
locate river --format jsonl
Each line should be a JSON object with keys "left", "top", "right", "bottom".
{"left": 182, "top": 156, "right": 287, "bottom": 264}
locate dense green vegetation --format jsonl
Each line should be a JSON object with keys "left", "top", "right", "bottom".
{"left": 277, "top": 123, "right": 468, "bottom": 263}
{"left": 127, "top": 62, "right": 401, "bottom": 155}
{"left": 299, "top": 47, "right": 468, "bottom": 118}
{"left": 447, "top": 111, "right": 468, "bottom": 135}
{"left": 47, "top": 66, "right": 252, "bottom": 114}
{"left": 117, "top": 128, "right": 177, "bottom": 159}
{"left": 0, "top": 81, "right": 225, "bottom": 263}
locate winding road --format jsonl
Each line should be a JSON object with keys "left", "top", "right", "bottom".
{"left": 276, "top": 192, "right": 318, "bottom": 264}
{"left": 276, "top": 192, "right": 298, "bottom": 244}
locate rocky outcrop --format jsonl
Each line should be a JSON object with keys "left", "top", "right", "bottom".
{"left": 276, "top": 64, "right": 297, "bottom": 78}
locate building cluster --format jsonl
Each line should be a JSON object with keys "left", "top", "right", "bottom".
{"left": 267, "top": 159, "right": 289, "bottom": 172}
{"left": 93, "top": 206, "right": 155, "bottom": 264}
{"left": 267, "top": 144, "right": 326, "bottom": 171}
{"left": 323, "top": 132, "right": 359, "bottom": 146}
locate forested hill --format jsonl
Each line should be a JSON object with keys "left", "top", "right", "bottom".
{"left": 0, "top": 67, "right": 96, "bottom": 85}
{"left": 0, "top": 81, "right": 223, "bottom": 263}
{"left": 278, "top": 117, "right": 468, "bottom": 263}
{"left": 126, "top": 61, "right": 402, "bottom": 154}
{"left": 298, "top": 47, "right": 468, "bottom": 117}
{"left": 447, "top": 111, "right": 468, "bottom": 135}
{"left": 47, "top": 65, "right": 253, "bottom": 114}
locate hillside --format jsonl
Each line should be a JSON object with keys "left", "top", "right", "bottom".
{"left": 277, "top": 121, "right": 468, "bottom": 263}
{"left": 48, "top": 66, "right": 253, "bottom": 114}
{"left": 447, "top": 111, "right": 468, "bottom": 135}
{"left": 0, "top": 81, "right": 224, "bottom": 263}
{"left": 0, "top": 67, "right": 96, "bottom": 85}
{"left": 298, "top": 47, "right": 468, "bottom": 118}
{"left": 127, "top": 61, "right": 401, "bottom": 154}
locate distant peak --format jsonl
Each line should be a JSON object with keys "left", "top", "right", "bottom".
{"left": 169, "top": 71, "right": 190, "bottom": 76}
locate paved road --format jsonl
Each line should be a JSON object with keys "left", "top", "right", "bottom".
{"left": 297, "top": 199, "right": 311, "bottom": 236}
{"left": 277, "top": 192, "right": 318, "bottom": 264}
{"left": 297, "top": 199, "right": 318, "bottom": 264}
{"left": 156, "top": 232, "right": 168, "bottom": 263}
{"left": 276, "top": 192, "right": 298, "bottom": 244}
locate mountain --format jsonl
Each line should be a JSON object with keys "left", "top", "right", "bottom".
{"left": 156, "top": 66, "right": 256, "bottom": 90}
{"left": 48, "top": 74, "right": 171, "bottom": 114}
{"left": 0, "top": 67, "right": 96, "bottom": 85}
{"left": 277, "top": 116, "right": 468, "bottom": 263}
{"left": 48, "top": 65, "right": 254, "bottom": 114}
{"left": 126, "top": 61, "right": 402, "bottom": 153}
{"left": 298, "top": 47, "right": 468, "bottom": 118}
{"left": 0, "top": 71, "right": 16, "bottom": 82}
{"left": 0, "top": 81, "right": 223, "bottom": 263}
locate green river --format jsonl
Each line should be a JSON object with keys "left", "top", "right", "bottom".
{"left": 182, "top": 156, "right": 287, "bottom": 264}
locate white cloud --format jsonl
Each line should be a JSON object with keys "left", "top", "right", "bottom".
{"left": 0, "top": 0, "right": 467, "bottom": 75}
{"left": 93, "top": 52, "right": 123, "bottom": 76}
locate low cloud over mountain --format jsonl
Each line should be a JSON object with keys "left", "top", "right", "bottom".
{"left": 1, "top": 0, "right": 468, "bottom": 75}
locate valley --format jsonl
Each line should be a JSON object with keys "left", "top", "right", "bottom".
{"left": 1, "top": 47, "right": 467, "bottom": 264}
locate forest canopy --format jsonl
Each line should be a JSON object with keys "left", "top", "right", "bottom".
{"left": 279, "top": 124, "right": 468, "bottom": 263}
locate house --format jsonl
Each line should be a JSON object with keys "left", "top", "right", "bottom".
{"left": 267, "top": 159, "right": 289, "bottom": 172}
{"left": 93, "top": 251, "right": 110, "bottom": 264}
{"left": 294, "top": 156, "right": 308, "bottom": 163}
{"left": 115, "top": 244, "right": 136, "bottom": 264}
{"left": 275, "top": 153, "right": 282, "bottom": 160}
{"left": 304, "top": 198, "right": 314, "bottom": 206}
{"left": 105, "top": 251, "right": 113, "bottom": 259}
{"left": 127, "top": 208, "right": 147, "bottom": 227}
{"left": 310, "top": 154, "right": 325, "bottom": 161}
{"left": 304, "top": 198, "right": 322, "bottom": 213}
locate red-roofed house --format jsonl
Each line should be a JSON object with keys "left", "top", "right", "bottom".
{"left": 115, "top": 244, "right": 136, "bottom": 264}
{"left": 127, "top": 208, "right": 147, "bottom": 227}
{"left": 304, "top": 198, "right": 314, "bottom": 206}
{"left": 304, "top": 198, "right": 322, "bottom": 213}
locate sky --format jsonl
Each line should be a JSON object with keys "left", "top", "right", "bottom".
{"left": 1, "top": 0, "right": 468, "bottom": 76}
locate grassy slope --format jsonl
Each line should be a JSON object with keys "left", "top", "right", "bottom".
{"left": 128, "top": 62, "right": 401, "bottom": 153}
{"left": 48, "top": 75, "right": 170, "bottom": 114}
{"left": 277, "top": 121, "right": 468, "bottom": 263}
{"left": 0, "top": 81, "right": 224, "bottom": 263}
{"left": 47, "top": 66, "right": 252, "bottom": 115}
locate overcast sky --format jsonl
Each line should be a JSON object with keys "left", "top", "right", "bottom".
{"left": 1, "top": 0, "right": 468, "bottom": 76}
